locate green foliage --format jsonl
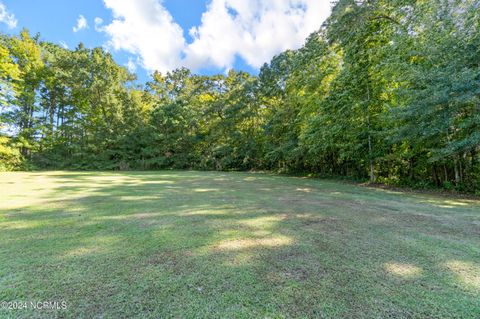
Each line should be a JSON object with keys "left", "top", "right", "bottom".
{"left": 0, "top": 0, "right": 479, "bottom": 192}
{"left": 0, "top": 135, "right": 23, "bottom": 171}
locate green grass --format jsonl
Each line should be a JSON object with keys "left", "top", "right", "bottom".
{"left": 1, "top": 171, "right": 479, "bottom": 318}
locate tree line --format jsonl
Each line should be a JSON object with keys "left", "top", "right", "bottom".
{"left": 1, "top": 0, "right": 479, "bottom": 193}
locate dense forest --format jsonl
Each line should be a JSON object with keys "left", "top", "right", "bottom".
{"left": 1, "top": 0, "right": 479, "bottom": 193}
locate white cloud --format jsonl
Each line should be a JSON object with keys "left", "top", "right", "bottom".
{"left": 101, "top": 0, "right": 185, "bottom": 73}
{"left": 185, "top": 0, "right": 331, "bottom": 70}
{"left": 73, "top": 15, "right": 88, "bottom": 32}
{"left": 94, "top": 17, "right": 104, "bottom": 31}
{"left": 0, "top": 1, "right": 17, "bottom": 29}
{"left": 99, "top": 0, "right": 331, "bottom": 73}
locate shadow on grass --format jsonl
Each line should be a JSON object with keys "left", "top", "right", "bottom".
{"left": 0, "top": 171, "right": 479, "bottom": 318}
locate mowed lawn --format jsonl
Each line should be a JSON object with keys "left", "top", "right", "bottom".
{"left": 0, "top": 171, "right": 479, "bottom": 318}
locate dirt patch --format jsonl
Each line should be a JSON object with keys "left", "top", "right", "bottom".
{"left": 372, "top": 204, "right": 402, "bottom": 212}
{"left": 298, "top": 216, "right": 338, "bottom": 226}
{"left": 146, "top": 250, "right": 193, "bottom": 271}
{"left": 275, "top": 249, "right": 308, "bottom": 262}
{"left": 147, "top": 251, "right": 179, "bottom": 266}
{"left": 266, "top": 267, "right": 312, "bottom": 284}
{"left": 278, "top": 196, "right": 358, "bottom": 209}
{"left": 277, "top": 196, "right": 304, "bottom": 205}
{"left": 400, "top": 213, "right": 437, "bottom": 223}
{"left": 283, "top": 268, "right": 309, "bottom": 281}
{"left": 288, "top": 214, "right": 343, "bottom": 232}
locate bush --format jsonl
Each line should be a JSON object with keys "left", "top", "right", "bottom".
{"left": 0, "top": 136, "right": 24, "bottom": 171}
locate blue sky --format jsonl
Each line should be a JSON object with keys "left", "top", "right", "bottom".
{"left": 0, "top": 0, "right": 331, "bottom": 81}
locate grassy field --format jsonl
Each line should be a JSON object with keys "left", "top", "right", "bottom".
{"left": 0, "top": 171, "right": 479, "bottom": 318}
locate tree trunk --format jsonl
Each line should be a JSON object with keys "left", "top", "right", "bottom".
{"left": 454, "top": 157, "right": 461, "bottom": 185}
{"left": 444, "top": 164, "right": 448, "bottom": 183}
{"left": 366, "top": 86, "right": 375, "bottom": 183}
{"left": 368, "top": 133, "right": 375, "bottom": 183}
{"left": 432, "top": 165, "right": 440, "bottom": 186}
